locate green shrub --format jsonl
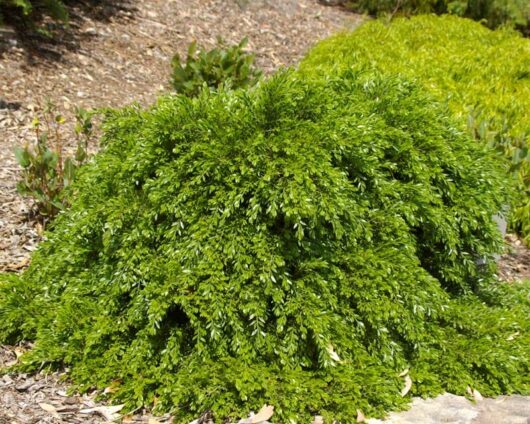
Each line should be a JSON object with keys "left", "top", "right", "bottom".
{"left": 299, "top": 15, "right": 530, "bottom": 241}
{"left": 342, "top": 0, "right": 530, "bottom": 33}
{"left": 1, "top": 69, "right": 528, "bottom": 422}
{"left": 0, "top": 0, "right": 68, "bottom": 24}
{"left": 453, "top": 0, "right": 530, "bottom": 32}
{"left": 170, "top": 38, "right": 262, "bottom": 97}
{"left": 344, "top": 0, "right": 443, "bottom": 16}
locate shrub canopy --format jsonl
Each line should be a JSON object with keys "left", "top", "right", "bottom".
{"left": 343, "top": 0, "right": 530, "bottom": 34}
{"left": 300, "top": 15, "right": 530, "bottom": 240}
{"left": 1, "top": 70, "right": 529, "bottom": 423}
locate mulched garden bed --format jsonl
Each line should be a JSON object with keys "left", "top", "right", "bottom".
{"left": 0, "top": 2, "right": 528, "bottom": 422}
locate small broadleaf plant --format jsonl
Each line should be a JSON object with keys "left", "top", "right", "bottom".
{"left": 170, "top": 37, "right": 262, "bottom": 97}
{"left": 15, "top": 100, "right": 94, "bottom": 221}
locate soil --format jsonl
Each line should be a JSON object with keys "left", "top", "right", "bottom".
{"left": 498, "top": 234, "right": 530, "bottom": 282}
{"left": 0, "top": 1, "right": 529, "bottom": 423}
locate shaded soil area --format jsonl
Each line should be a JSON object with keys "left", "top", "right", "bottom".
{"left": 498, "top": 234, "right": 530, "bottom": 282}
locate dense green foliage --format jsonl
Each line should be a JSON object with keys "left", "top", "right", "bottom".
{"left": 342, "top": 0, "right": 530, "bottom": 34}
{"left": 171, "top": 38, "right": 262, "bottom": 97}
{"left": 300, "top": 15, "right": 530, "bottom": 241}
{"left": 0, "top": 0, "right": 68, "bottom": 24}
{"left": 1, "top": 69, "right": 528, "bottom": 422}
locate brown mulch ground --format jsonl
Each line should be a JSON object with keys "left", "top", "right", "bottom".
{"left": 0, "top": 345, "right": 174, "bottom": 424}
{"left": 498, "top": 234, "right": 530, "bottom": 282}
{"left": 1, "top": 1, "right": 529, "bottom": 422}
{"left": 1, "top": 345, "right": 175, "bottom": 424}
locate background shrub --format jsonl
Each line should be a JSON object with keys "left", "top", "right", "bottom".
{"left": 341, "top": 0, "right": 530, "bottom": 34}
{"left": 171, "top": 38, "right": 262, "bottom": 97}
{"left": 454, "top": 0, "right": 529, "bottom": 33}
{"left": 1, "top": 69, "right": 528, "bottom": 423}
{"left": 0, "top": 0, "right": 68, "bottom": 25}
{"left": 300, "top": 14, "right": 530, "bottom": 241}
{"left": 0, "top": 0, "right": 126, "bottom": 37}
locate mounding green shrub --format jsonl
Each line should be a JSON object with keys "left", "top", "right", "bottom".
{"left": 1, "top": 70, "right": 529, "bottom": 423}
{"left": 300, "top": 14, "right": 530, "bottom": 241}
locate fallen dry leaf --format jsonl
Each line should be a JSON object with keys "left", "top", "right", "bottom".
{"left": 239, "top": 404, "right": 274, "bottom": 423}
{"left": 80, "top": 404, "right": 124, "bottom": 421}
{"left": 467, "top": 385, "right": 484, "bottom": 401}
{"left": 14, "top": 347, "right": 25, "bottom": 358}
{"left": 400, "top": 375, "right": 412, "bottom": 397}
{"left": 398, "top": 368, "right": 409, "bottom": 377}
{"left": 356, "top": 409, "right": 366, "bottom": 422}
{"left": 103, "top": 379, "right": 121, "bottom": 394}
{"left": 6, "top": 257, "right": 29, "bottom": 270}
{"left": 4, "top": 357, "right": 18, "bottom": 367}
{"left": 39, "top": 402, "right": 61, "bottom": 419}
{"left": 326, "top": 344, "right": 341, "bottom": 362}
{"left": 312, "top": 415, "right": 324, "bottom": 424}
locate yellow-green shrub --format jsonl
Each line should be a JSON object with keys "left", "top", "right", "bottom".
{"left": 299, "top": 14, "right": 530, "bottom": 240}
